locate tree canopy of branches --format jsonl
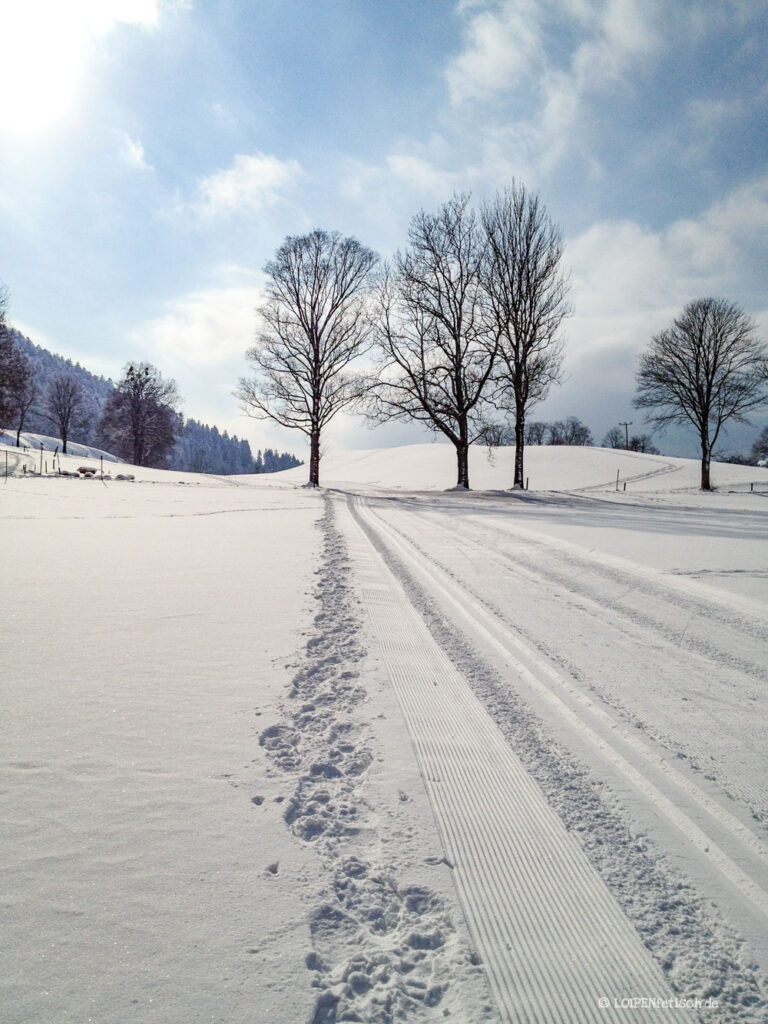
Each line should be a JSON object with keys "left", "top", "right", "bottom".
{"left": 627, "top": 433, "right": 659, "bottom": 454}
{"left": 477, "top": 421, "right": 513, "bottom": 447}
{"left": 634, "top": 298, "right": 768, "bottom": 489}
{"left": 482, "top": 184, "right": 569, "bottom": 488}
{"left": 9, "top": 355, "right": 38, "bottom": 446}
{"left": 45, "top": 375, "right": 87, "bottom": 453}
{"left": 547, "top": 416, "right": 593, "bottom": 446}
{"left": 524, "top": 421, "right": 549, "bottom": 445}
{"left": 235, "top": 229, "right": 378, "bottom": 487}
{"left": 601, "top": 426, "right": 658, "bottom": 453}
{"left": 99, "top": 362, "right": 181, "bottom": 467}
{"left": 365, "top": 194, "right": 496, "bottom": 489}
{"left": 602, "top": 425, "right": 624, "bottom": 449}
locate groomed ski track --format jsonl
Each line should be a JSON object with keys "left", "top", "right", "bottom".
{"left": 340, "top": 495, "right": 695, "bottom": 1024}
{"left": 335, "top": 487, "right": 768, "bottom": 1024}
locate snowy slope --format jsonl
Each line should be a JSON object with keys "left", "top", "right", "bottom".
{"left": 0, "top": 428, "right": 120, "bottom": 462}
{"left": 271, "top": 441, "right": 768, "bottom": 495}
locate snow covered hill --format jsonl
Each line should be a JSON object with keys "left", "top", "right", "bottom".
{"left": 272, "top": 441, "right": 768, "bottom": 495}
{"left": 0, "top": 428, "right": 120, "bottom": 462}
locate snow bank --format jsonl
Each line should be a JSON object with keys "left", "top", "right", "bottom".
{"left": 0, "top": 429, "right": 120, "bottom": 462}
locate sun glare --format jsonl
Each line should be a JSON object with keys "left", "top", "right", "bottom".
{"left": 0, "top": 1, "right": 160, "bottom": 139}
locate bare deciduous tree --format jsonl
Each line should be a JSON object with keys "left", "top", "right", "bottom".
{"left": 628, "top": 433, "right": 659, "bottom": 455}
{"left": 365, "top": 195, "right": 496, "bottom": 489}
{"left": 524, "top": 420, "right": 548, "bottom": 445}
{"left": 99, "top": 362, "right": 180, "bottom": 467}
{"left": 634, "top": 298, "right": 768, "bottom": 489}
{"left": 46, "top": 375, "right": 87, "bottom": 453}
{"left": 481, "top": 184, "right": 570, "bottom": 488}
{"left": 602, "top": 426, "right": 625, "bottom": 449}
{"left": 236, "top": 230, "right": 378, "bottom": 487}
{"left": 9, "top": 354, "right": 38, "bottom": 446}
{"left": 547, "top": 416, "right": 593, "bottom": 446}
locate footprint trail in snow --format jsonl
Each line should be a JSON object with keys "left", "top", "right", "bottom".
{"left": 258, "top": 496, "right": 492, "bottom": 1024}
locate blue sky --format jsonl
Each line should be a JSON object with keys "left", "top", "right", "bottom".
{"left": 1, "top": 0, "right": 767, "bottom": 459}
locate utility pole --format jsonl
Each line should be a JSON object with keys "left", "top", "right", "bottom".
{"left": 619, "top": 421, "right": 632, "bottom": 450}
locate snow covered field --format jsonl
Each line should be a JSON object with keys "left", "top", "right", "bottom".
{"left": 2, "top": 443, "right": 767, "bottom": 1023}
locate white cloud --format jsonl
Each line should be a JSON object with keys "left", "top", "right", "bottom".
{"left": 195, "top": 152, "right": 302, "bottom": 218}
{"left": 443, "top": 0, "right": 661, "bottom": 179}
{"left": 117, "top": 131, "right": 153, "bottom": 171}
{"left": 386, "top": 154, "right": 459, "bottom": 197}
{"left": 129, "top": 278, "right": 262, "bottom": 369}
{"left": 564, "top": 170, "right": 768, "bottom": 368}
{"left": 538, "top": 172, "right": 768, "bottom": 447}
{"left": 445, "top": 0, "right": 543, "bottom": 105}
{"left": 695, "top": 174, "right": 768, "bottom": 246}
{"left": 573, "top": 0, "right": 658, "bottom": 89}
{"left": 340, "top": 1, "right": 669, "bottom": 231}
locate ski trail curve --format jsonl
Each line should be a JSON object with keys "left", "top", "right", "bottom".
{"left": 406, "top": 505, "right": 768, "bottom": 821}
{"left": 341, "top": 497, "right": 694, "bottom": 1024}
{"left": 575, "top": 459, "right": 685, "bottom": 493}
{"left": 356, "top": 499, "right": 768, "bottom": 915}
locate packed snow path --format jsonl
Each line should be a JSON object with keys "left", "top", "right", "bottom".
{"left": 343, "top": 498, "right": 693, "bottom": 1023}
{"left": 341, "top": 490, "right": 768, "bottom": 1022}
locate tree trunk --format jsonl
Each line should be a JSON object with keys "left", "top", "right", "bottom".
{"left": 700, "top": 443, "right": 711, "bottom": 490}
{"left": 309, "top": 428, "right": 321, "bottom": 487}
{"left": 513, "top": 412, "right": 525, "bottom": 489}
{"left": 15, "top": 405, "right": 29, "bottom": 446}
{"left": 455, "top": 438, "right": 470, "bottom": 489}
{"left": 133, "top": 430, "right": 143, "bottom": 467}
